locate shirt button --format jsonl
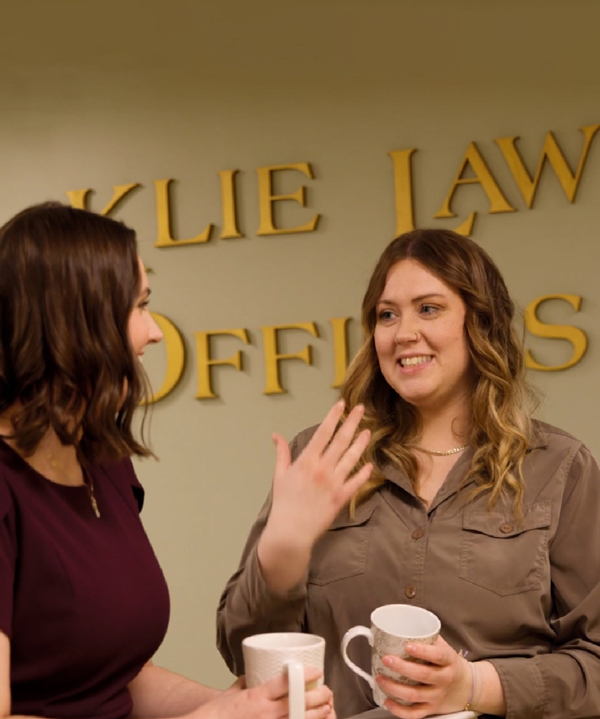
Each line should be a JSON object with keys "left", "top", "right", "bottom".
{"left": 411, "top": 529, "right": 424, "bottom": 540}
{"left": 405, "top": 585, "right": 417, "bottom": 599}
{"left": 500, "top": 523, "right": 513, "bottom": 534}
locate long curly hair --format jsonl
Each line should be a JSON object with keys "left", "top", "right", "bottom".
{"left": 0, "top": 202, "right": 152, "bottom": 462}
{"left": 342, "top": 228, "right": 536, "bottom": 514}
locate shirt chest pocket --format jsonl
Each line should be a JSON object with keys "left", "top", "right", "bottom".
{"left": 459, "top": 501, "right": 551, "bottom": 596}
{"left": 308, "top": 501, "right": 377, "bottom": 586}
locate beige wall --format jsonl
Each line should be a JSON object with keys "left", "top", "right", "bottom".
{"left": 2, "top": 0, "right": 599, "bottom": 688}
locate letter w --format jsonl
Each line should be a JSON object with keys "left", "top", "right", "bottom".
{"left": 494, "top": 125, "right": 600, "bottom": 207}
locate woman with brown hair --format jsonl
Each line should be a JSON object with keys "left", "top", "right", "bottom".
{"left": 0, "top": 203, "right": 335, "bottom": 719}
{"left": 217, "top": 229, "right": 600, "bottom": 719}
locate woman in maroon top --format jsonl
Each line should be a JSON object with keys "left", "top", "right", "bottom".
{"left": 0, "top": 203, "right": 334, "bottom": 719}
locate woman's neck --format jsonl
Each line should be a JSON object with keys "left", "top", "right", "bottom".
{"left": 0, "top": 418, "right": 84, "bottom": 487}
{"left": 416, "top": 398, "right": 471, "bottom": 453}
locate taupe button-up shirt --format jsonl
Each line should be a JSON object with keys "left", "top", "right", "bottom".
{"left": 217, "top": 421, "right": 600, "bottom": 719}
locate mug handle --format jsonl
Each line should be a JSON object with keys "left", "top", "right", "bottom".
{"left": 341, "top": 626, "right": 375, "bottom": 691}
{"left": 285, "top": 659, "right": 306, "bottom": 719}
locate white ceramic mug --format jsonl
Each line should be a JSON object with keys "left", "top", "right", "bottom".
{"left": 242, "top": 632, "right": 325, "bottom": 719}
{"left": 341, "top": 604, "right": 441, "bottom": 707}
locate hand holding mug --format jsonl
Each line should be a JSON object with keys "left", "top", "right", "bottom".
{"left": 243, "top": 632, "right": 331, "bottom": 719}
{"left": 341, "top": 604, "right": 441, "bottom": 709}
{"left": 375, "top": 636, "right": 472, "bottom": 718}
{"left": 342, "top": 604, "right": 475, "bottom": 718}
{"left": 203, "top": 670, "right": 334, "bottom": 719}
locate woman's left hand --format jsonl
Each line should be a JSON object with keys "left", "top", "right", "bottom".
{"left": 375, "top": 636, "right": 471, "bottom": 719}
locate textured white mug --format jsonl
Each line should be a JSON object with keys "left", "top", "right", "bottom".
{"left": 242, "top": 632, "right": 325, "bottom": 719}
{"left": 341, "top": 604, "right": 441, "bottom": 707}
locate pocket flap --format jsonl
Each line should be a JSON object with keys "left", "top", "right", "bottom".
{"left": 328, "top": 494, "right": 378, "bottom": 530}
{"left": 462, "top": 501, "right": 551, "bottom": 538}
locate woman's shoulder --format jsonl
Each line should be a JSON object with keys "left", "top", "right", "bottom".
{"left": 531, "top": 419, "right": 589, "bottom": 452}
{"left": 529, "top": 419, "right": 600, "bottom": 487}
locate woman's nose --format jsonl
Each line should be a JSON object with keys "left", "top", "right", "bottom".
{"left": 394, "top": 323, "right": 420, "bottom": 345}
{"left": 148, "top": 314, "right": 164, "bottom": 344}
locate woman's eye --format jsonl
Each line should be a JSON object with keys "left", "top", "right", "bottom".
{"left": 420, "top": 304, "right": 439, "bottom": 316}
{"left": 139, "top": 300, "right": 150, "bottom": 310}
{"left": 377, "top": 309, "right": 395, "bottom": 321}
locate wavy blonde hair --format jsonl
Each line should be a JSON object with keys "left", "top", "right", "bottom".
{"left": 342, "top": 229, "right": 537, "bottom": 515}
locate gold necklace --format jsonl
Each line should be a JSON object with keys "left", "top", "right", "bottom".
{"left": 46, "top": 453, "right": 101, "bottom": 518}
{"left": 415, "top": 444, "right": 469, "bottom": 456}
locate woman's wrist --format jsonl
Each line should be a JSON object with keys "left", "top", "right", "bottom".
{"left": 467, "top": 660, "right": 506, "bottom": 716}
{"left": 257, "top": 526, "right": 312, "bottom": 596}
{"left": 463, "top": 661, "right": 482, "bottom": 712}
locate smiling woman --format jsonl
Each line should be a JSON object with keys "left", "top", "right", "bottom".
{"left": 217, "top": 228, "right": 600, "bottom": 719}
{"left": 373, "top": 258, "right": 472, "bottom": 418}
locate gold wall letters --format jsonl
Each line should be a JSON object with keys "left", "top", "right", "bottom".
{"left": 66, "top": 183, "right": 140, "bottom": 216}
{"left": 388, "top": 149, "right": 417, "bottom": 236}
{"left": 524, "top": 294, "right": 587, "bottom": 371}
{"left": 145, "top": 312, "right": 186, "bottom": 403}
{"left": 434, "top": 141, "right": 516, "bottom": 219}
{"left": 330, "top": 317, "right": 351, "bottom": 389}
{"left": 145, "top": 295, "right": 589, "bottom": 404}
{"left": 495, "top": 125, "right": 600, "bottom": 208}
{"left": 195, "top": 328, "right": 250, "bottom": 399}
{"left": 218, "top": 170, "right": 243, "bottom": 239}
{"left": 154, "top": 178, "right": 214, "bottom": 248}
{"left": 261, "top": 322, "right": 319, "bottom": 394}
{"left": 256, "top": 162, "right": 320, "bottom": 236}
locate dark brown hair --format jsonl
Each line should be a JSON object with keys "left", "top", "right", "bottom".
{"left": 342, "top": 228, "right": 536, "bottom": 512}
{"left": 0, "top": 202, "right": 151, "bottom": 461}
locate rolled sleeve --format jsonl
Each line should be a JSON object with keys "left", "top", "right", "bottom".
{"left": 488, "top": 655, "right": 546, "bottom": 719}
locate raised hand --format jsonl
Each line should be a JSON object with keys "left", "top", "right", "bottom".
{"left": 258, "top": 401, "right": 372, "bottom": 596}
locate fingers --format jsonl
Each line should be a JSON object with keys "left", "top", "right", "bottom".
{"left": 378, "top": 672, "right": 433, "bottom": 701}
{"left": 272, "top": 433, "right": 292, "bottom": 483}
{"left": 305, "top": 705, "right": 335, "bottom": 719}
{"left": 404, "top": 636, "right": 453, "bottom": 667}
{"left": 304, "top": 683, "right": 334, "bottom": 719}
{"left": 333, "top": 427, "right": 371, "bottom": 479}
{"left": 305, "top": 684, "right": 333, "bottom": 709}
{"left": 382, "top": 655, "right": 434, "bottom": 685}
{"left": 227, "top": 676, "right": 246, "bottom": 691}
{"left": 261, "top": 670, "right": 292, "bottom": 700}
{"left": 323, "top": 403, "right": 366, "bottom": 465}
{"left": 383, "top": 696, "right": 428, "bottom": 719}
{"left": 304, "top": 400, "right": 346, "bottom": 456}
{"left": 261, "top": 666, "right": 324, "bottom": 701}
{"left": 303, "top": 666, "right": 323, "bottom": 685}
{"left": 339, "top": 462, "right": 373, "bottom": 505}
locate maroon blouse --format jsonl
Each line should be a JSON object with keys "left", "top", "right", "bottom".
{"left": 0, "top": 439, "right": 170, "bottom": 719}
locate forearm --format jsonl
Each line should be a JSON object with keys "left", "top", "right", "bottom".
{"left": 256, "top": 522, "right": 312, "bottom": 597}
{"left": 217, "top": 544, "right": 308, "bottom": 675}
{"left": 128, "top": 664, "right": 222, "bottom": 718}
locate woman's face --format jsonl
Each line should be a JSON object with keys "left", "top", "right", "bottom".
{"left": 373, "top": 259, "right": 473, "bottom": 414}
{"left": 127, "top": 257, "right": 163, "bottom": 358}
